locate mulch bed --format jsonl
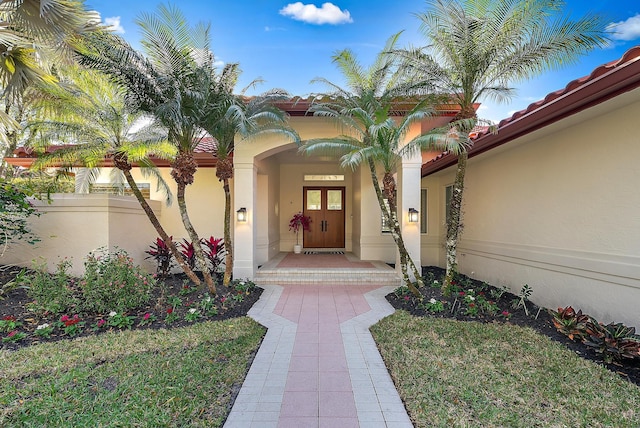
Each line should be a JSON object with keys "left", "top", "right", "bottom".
{"left": 387, "top": 266, "right": 640, "bottom": 387}
{"left": 0, "top": 265, "right": 262, "bottom": 351}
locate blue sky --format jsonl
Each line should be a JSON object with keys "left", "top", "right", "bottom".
{"left": 86, "top": 0, "right": 640, "bottom": 123}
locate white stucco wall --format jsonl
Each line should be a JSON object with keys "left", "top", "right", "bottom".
{"left": 422, "top": 87, "right": 640, "bottom": 328}
{"left": 2, "top": 194, "right": 160, "bottom": 276}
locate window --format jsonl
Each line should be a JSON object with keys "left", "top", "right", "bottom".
{"left": 420, "top": 189, "right": 428, "bottom": 234}
{"left": 90, "top": 183, "right": 151, "bottom": 199}
{"left": 303, "top": 174, "right": 344, "bottom": 181}
{"left": 445, "top": 184, "right": 453, "bottom": 223}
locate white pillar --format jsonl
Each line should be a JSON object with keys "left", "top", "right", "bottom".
{"left": 396, "top": 152, "right": 422, "bottom": 281}
{"left": 233, "top": 161, "right": 258, "bottom": 280}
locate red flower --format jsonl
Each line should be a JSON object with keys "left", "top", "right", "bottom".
{"left": 458, "top": 291, "right": 465, "bottom": 297}
{"left": 469, "top": 303, "right": 476, "bottom": 308}
{"left": 403, "top": 295, "right": 410, "bottom": 301}
{"left": 3, "top": 315, "right": 16, "bottom": 321}
{"left": 64, "top": 315, "right": 80, "bottom": 327}
{"left": 60, "top": 315, "right": 70, "bottom": 322}
{"left": 7, "top": 330, "right": 16, "bottom": 337}
{"left": 166, "top": 308, "right": 173, "bottom": 314}
{"left": 220, "top": 297, "right": 227, "bottom": 303}
{"left": 97, "top": 319, "right": 106, "bottom": 327}
{"left": 143, "top": 313, "right": 151, "bottom": 320}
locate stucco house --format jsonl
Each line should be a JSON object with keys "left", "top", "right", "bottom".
{"left": 5, "top": 46, "right": 640, "bottom": 328}
{"left": 420, "top": 46, "right": 640, "bottom": 328}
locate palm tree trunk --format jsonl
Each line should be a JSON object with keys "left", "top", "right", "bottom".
{"left": 176, "top": 182, "right": 216, "bottom": 293}
{"left": 222, "top": 177, "right": 233, "bottom": 286}
{"left": 367, "top": 159, "right": 423, "bottom": 296}
{"left": 120, "top": 168, "right": 201, "bottom": 286}
{"left": 443, "top": 151, "right": 467, "bottom": 294}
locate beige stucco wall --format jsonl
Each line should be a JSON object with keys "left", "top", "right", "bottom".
{"left": 422, "top": 87, "right": 640, "bottom": 328}
{"left": 2, "top": 194, "right": 160, "bottom": 276}
{"left": 93, "top": 167, "right": 227, "bottom": 242}
{"left": 357, "top": 165, "right": 396, "bottom": 263}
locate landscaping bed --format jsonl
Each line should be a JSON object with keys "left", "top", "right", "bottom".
{"left": 0, "top": 262, "right": 262, "bottom": 351}
{"left": 387, "top": 266, "right": 640, "bottom": 386}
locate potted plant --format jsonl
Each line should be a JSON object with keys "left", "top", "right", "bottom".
{"left": 289, "top": 212, "right": 311, "bottom": 254}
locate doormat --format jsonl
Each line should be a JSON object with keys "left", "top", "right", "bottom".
{"left": 304, "top": 251, "right": 345, "bottom": 255}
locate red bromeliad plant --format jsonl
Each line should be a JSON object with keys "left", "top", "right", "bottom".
{"left": 288, "top": 212, "right": 311, "bottom": 245}
{"left": 146, "top": 237, "right": 174, "bottom": 278}
{"left": 179, "top": 239, "right": 197, "bottom": 270}
{"left": 552, "top": 306, "right": 591, "bottom": 341}
{"left": 203, "top": 236, "right": 225, "bottom": 275}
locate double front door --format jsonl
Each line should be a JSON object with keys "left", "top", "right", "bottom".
{"left": 303, "top": 187, "right": 345, "bottom": 248}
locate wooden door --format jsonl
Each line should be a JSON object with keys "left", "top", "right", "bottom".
{"left": 303, "top": 187, "right": 345, "bottom": 248}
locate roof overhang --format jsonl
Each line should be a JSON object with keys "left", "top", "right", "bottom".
{"left": 422, "top": 46, "right": 640, "bottom": 177}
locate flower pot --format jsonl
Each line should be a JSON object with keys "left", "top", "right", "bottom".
{"left": 293, "top": 244, "right": 302, "bottom": 254}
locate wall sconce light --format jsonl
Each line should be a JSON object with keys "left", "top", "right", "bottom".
{"left": 237, "top": 207, "right": 247, "bottom": 222}
{"left": 408, "top": 208, "right": 419, "bottom": 223}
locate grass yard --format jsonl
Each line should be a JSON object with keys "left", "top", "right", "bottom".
{"left": 0, "top": 317, "right": 265, "bottom": 427}
{"left": 371, "top": 311, "right": 640, "bottom": 428}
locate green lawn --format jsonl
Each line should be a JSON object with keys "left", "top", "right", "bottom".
{"left": 371, "top": 311, "right": 640, "bottom": 428}
{"left": 0, "top": 317, "right": 265, "bottom": 427}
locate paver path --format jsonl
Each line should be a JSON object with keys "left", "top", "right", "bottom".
{"left": 224, "top": 284, "right": 413, "bottom": 428}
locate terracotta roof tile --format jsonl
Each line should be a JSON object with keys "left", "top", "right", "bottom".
{"left": 422, "top": 46, "right": 640, "bottom": 176}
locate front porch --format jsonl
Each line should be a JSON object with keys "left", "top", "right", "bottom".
{"left": 254, "top": 252, "right": 401, "bottom": 286}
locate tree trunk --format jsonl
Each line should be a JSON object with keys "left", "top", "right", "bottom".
{"left": 120, "top": 167, "right": 201, "bottom": 286}
{"left": 176, "top": 181, "right": 216, "bottom": 293}
{"left": 443, "top": 151, "right": 467, "bottom": 294}
{"left": 368, "top": 159, "right": 423, "bottom": 296}
{"left": 222, "top": 177, "right": 233, "bottom": 286}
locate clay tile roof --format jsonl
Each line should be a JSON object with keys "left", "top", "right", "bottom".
{"left": 422, "top": 46, "right": 640, "bottom": 176}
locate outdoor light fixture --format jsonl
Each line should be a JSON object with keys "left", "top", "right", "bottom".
{"left": 408, "top": 208, "right": 419, "bottom": 223}
{"left": 237, "top": 207, "right": 247, "bottom": 222}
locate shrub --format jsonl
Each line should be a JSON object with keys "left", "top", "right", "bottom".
{"left": 80, "top": 248, "right": 156, "bottom": 313}
{"left": 179, "top": 239, "right": 196, "bottom": 270}
{"left": 0, "top": 179, "right": 40, "bottom": 249}
{"left": 145, "top": 237, "right": 173, "bottom": 277}
{"left": 25, "top": 259, "right": 80, "bottom": 314}
{"left": 584, "top": 322, "right": 640, "bottom": 363}
{"left": 552, "top": 306, "right": 591, "bottom": 341}
{"left": 203, "top": 236, "right": 225, "bottom": 273}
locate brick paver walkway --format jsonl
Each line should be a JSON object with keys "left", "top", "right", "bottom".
{"left": 224, "top": 284, "right": 413, "bottom": 428}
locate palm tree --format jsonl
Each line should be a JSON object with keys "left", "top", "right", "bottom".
{"left": 0, "top": 0, "right": 99, "bottom": 173}
{"left": 205, "top": 69, "right": 299, "bottom": 286}
{"left": 76, "top": 5, "right": 227, "bottom": 292}
{"left": 300, "top": 34, "right": 435, "bottom": 295}
{"left": 27, "top": 65, "right": 203, "bottom": 286}
{"left": 400, "top": 0, "right": 607, "bottom": 292}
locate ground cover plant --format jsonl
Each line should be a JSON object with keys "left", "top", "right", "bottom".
{"left": 0, "top": 248, "right": 264, "bottom": 426}
{"left": 0, "top": 249, "right": 261, "bottom": 350}
{"left": 388, "top": 267, "right": 640, "bottom": 385}
{"left": 371, "top": 311, "right": 640, "bottom": 427}
{"left": 0, "top": 317, "right": 264, "bottom": 427}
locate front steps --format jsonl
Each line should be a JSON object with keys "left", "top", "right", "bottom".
{"left": 254, "top": 253, "right": 401, "bottom": 286}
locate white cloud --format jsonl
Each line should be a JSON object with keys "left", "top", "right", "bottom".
{"left": 104, "top": 16, "right": 125, "bottom": 34}
{"left": 607, "top": 14, "right": 640, "bottom": 41}
{"left": 279, "top": 2, "right": 353, "bottom": 25}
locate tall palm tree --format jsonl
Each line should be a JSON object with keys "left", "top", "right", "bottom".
{"left": 205, "top": 69, "right": 299, "bottom": 286}
{"left": 26, "top": 66, "right": 203, "bottom": 285}
{"left": 0, "top": 0, "right": 99, "bottom": 173}
{"left": 400, "top": 0, "right": 607, "bottom": 292}
{"left": 76, "top": 5, "right": 228, "bottom": 292}
{"left": 300, "top": 33, "right": 435, "bottom": 295}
